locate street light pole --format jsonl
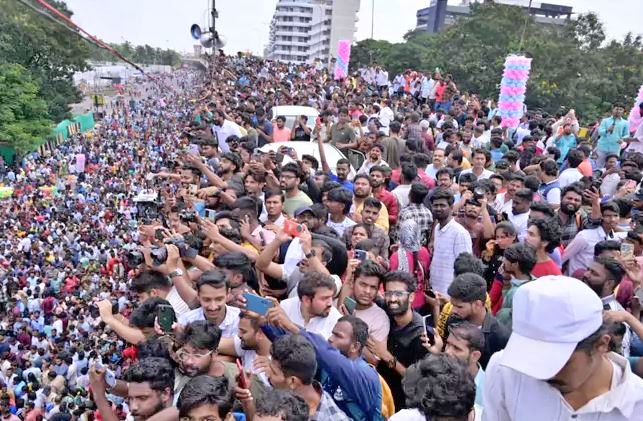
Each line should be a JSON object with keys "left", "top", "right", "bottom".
{"left": 371, "top": 0, "right": 374, "bottom": 39}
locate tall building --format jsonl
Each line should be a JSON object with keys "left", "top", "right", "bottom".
{"left": 265, "top": 0, "right": 360, "bottom": 65}
{"left": 416, "top": 0, "right": 573, "bottom": 33}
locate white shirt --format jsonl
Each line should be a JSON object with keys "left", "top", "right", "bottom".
{"left": 279, "top": 296, "right": 342, "bottom": 340}
{"left": 558, "top": 168, "right": 583, "bottom": 189}
{"left": 483, "top": 351, "right": 643, "bottom": 421}
{"left": 165, "top": 286, "right": 191, "bottom": 316}
{"left": 177, "top": 305, "right": 240, "bottom": 337}
{"left": 233, "top": 336, "right": 270, "bottom": 386}
{"left": 508, "top": 211, "right": 530, "bottom": 242}
{"left": 562, "top": 226, "right": 625, "bottom": 276}
{"left": 326, "top": 216, "right": 356, "bottom": 238}
{"left": 459, "top": 168, "right": 494, "bottom": 181}
{"left": 392, "top": 184, "right": 412, "bottom": 208}
{"left": 430, "top": 219, "right": 473, "bottom": 295}
{"left": 212, "top": 120, "right": 242, "bottom": 153}
{"left": 493, "top": 192, "right": 513, "bottom": 215}
{"left": 391, "top": 406, "right": 482, "bottom": 421}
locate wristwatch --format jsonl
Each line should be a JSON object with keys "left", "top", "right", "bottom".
{"left": 168, "top": 268, "right": 184, "bottom": 279}
{"left": 386, "top": 356, "right": 397, "bottom": 369}
{"left": 304, "top": 250, "right": 316, "bottom": 259}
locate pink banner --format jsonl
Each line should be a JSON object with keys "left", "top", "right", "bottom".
{"left": 334, "top": 40, "right": 351, "bottom": 80}
{"left": 75, "top": 153, "right": 86, "bottom": 173}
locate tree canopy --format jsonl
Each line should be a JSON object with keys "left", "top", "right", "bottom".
{"left": 89, "top": 42, "right": 182, "bottom": 67}
{"left": 351, "top": 3, "right": 643, "bottom": 122}
{"left": 0, "top": 64, "right": 51, "bottom": 154}
{"left": 0, "top": 0, "right": 92, "bottom": 123}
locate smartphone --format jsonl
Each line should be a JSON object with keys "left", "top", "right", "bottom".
{"left": 424, "top": 288, "right": 436, "bottom": 299}
{"left": 157, "top": 304, "right": 175, "bottom": 333}
{"left": 188, "top": 143, "right": 200, "bottom": 156}
{"left": 243, "top": 292, "right": 274, "bottom": 316}
{"left": 205, "top": 209, "right": 217, "bottom": 221}
{"left": 284, "top": 219, "right": 304, "bottom": 237}
{"left": 188, "top": 184, "right": 198, "bottom": 196}
{"left": 423, "top": 314, "right": 435, "bottom": 345}
{"left": 95, "top": 363, "right": 116, "bottom": 388}
{"left": 236, "top": 358, "right": 249, "bottom": 389}
{"left": 354, "top": 249, "right": 367, "bottom": 261}
{"left": 621, "top": 242, "right": 635, "bottom": 259}
{"left": 343, "top": 297, "right": 357, "bottom": 315}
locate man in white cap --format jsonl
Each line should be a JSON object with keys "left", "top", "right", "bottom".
{"left": 483, "top": 275, "right": 643, "bottom": 421}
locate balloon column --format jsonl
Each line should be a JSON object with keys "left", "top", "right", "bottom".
{"left": 334, "top": 40, "right": 351, "bottom": 81}
{"left": 497, "top": 55, "right": 532, "bottom": 129}
{"left": 627, "top": 84, "right": 643, "bottom": 133}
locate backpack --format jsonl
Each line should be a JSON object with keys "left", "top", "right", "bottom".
{"left": 538, "top": 180, "right": 560, "bottom": 203}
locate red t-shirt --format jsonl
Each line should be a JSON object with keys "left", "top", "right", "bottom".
{"left": 531, "top": 259, "right": 562, "bottom": 278}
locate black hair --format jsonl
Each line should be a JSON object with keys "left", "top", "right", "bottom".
{"left": 122, "top": 357, "right": 174, "bottom": 393}
{"left": 528, "top": 217, "right": 561, "bottom": 253}
{"left": 270, "top": 334, "right": 317, "bottom": 385}
{"left": 383, "top": 270, "right": 417, "bottom": 293}
{"left": 130, "top": 297, "right": 174, "bottom": 330}
{"left": 281, "top": 162, "right": 304, "bottom": 182}
{"left": 178, "top": 320, "right": 222, "bottom": 351}
{"left": 529, "top": 201, "right": 556, "bottom": 218}
{"left": 448, "top": 320, "right": 485, "bottom": 352}
{"left": 130, "top": 270, "right": 171, "bottom": 294}
{"left": 409, "top": 183, "right": 429, "bottom": 204}
{"left": 362, "top": 196, "right": 382, "bottom": 211}
{"left": 567, "top": 149, "right": 583, "bottom": 168}
{"left": 514, "top": 188, "right": 534, "bottom": 202}
{"left": 196, "top": 269, "right": 229, "bottom": 292}
{"left": 453, "top": 253, "right": 484, "bottom": 277}
{"left": 561, "top": 183, "right": 584, "bottom": 200}
{"left": 447, "top": 273, "right": 487, "bottom": 303}
{"left": 593, "top": 240, "right": 621, "bottom": 257}
{"left": 539, "top": 159, "right": 559, "bottom": 177}
{"left": 354, "top": 260, "right": 385, "bottom": 283}
{"left": 254, "top": 389, "right": 309, "bottom": 421}
{"left": 601, "top": 201, "right": 620, "bottom": 215}
{"left": 595, "top": 256, "right": 625, "bottom": 285}
{"left": 337, "top": 315, "right": 369, "bottom": 351}
{"left": 400, "top": 162, "right": 418, "bottom": 184}
{"left": 326, "top": 187, "right": 353, "bottom": 215}
{"left": 430, "top": 188, "right": 455, "bottom": 206}
{"left": 177, "top": 375, "right": 234, "bottom": 418}
{"left": 214, "top": 252, "right": 252, "bottom": 282}
{"left": 264, "top": 187, "right": 284, "bottom": 203}
{"left": 297, "top": 271, "right": 336, "bottom": 300}
{"left": 301, "top": 154, "right": 319, "bottom": 170}
{"left": 503, "top": 243, "right": 537, "bottom": 274}
{"left": 233, "top": 196, "right": 263, "bottom": 220}
{"left": 402, "top": 354, "right": 475, "bottom": 418}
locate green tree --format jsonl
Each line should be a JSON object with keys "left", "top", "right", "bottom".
{"left": 0, "top": 0, "right": 91, "bottom": 122}
{"left": 0, "top": 64, "right": 51, "bottom": 153}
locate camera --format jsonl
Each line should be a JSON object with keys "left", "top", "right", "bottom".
{"left": 126, "top": 246, "right": 168, "bottom": 267}
{"left": 179, "top": 210, "right": 198, "bottom": 223}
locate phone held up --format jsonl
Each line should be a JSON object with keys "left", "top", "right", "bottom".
{"left": 423, "top": 314, "right": 435, "bottom": 346}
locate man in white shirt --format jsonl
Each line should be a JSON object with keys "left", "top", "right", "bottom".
{"left": 558, "top": 150, "right": 584, "bottom": 188}
{"left": 538, "top": 159, "right": 562, "bottom": 209}
{"left": 483, "top": 275, "right": 643, "bottom": 421}
{"left": 279, "top": 271, "right": 342, "bottom": 340}
{"left": 458, "top": 149, "right": 494, "bottom": 181}
{"left": 211, "top": 109, "right": 242, "bottom": 153}
{"left": 131, "top": 269, "right": 192, "bottom": 317}
{"left": 177, "top": 269, "right": 240, "bottom": 337}
{"left": 507, "top": 188, "right": 532, "bottom": 242}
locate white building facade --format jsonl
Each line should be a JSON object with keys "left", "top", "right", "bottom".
{"left": 265, "top": 0, "right": 360, "bottom": 65}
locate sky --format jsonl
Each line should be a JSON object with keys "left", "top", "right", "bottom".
{"left": 62, "top": 0, "right": 642, "bottom": 55}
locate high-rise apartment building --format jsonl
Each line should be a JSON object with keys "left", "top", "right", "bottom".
{"left": 265, "top": 0, "right": 360, "bottom": 65}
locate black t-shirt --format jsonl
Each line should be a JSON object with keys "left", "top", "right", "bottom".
{"left": 292, "top": 126, "right": 310, "bottom": 142}
{"left": 377, "top": 311, "right": 428, "bottom": 411}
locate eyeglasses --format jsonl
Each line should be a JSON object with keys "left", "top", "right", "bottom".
{"left": 384, "top": 291, "right": 411, "bottom": 299}
{"left": 279, "top": 174, "right": 297, "bottom": 180}
{"left": 175, "top": 349, "right": 213, "bottom": 361}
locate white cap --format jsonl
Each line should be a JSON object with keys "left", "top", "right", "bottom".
{"left": 500, "top": 275, "right": 603, "bottom": 380}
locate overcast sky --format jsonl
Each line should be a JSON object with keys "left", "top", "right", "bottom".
{"left": 63, "top": 0, "right": 642, "bottom": 55}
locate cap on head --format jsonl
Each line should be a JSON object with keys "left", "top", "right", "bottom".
{"left": 499, "top": 275, "right": 603, "bottom": 380}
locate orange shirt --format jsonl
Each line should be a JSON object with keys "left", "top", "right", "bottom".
{"left": 578, "top": 159, "right": 593, "bottom": 177}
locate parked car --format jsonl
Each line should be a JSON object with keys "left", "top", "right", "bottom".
{"left": 269, "top": 105, "right": 319, "bottom": 132}
{"left": 259, "top": 141, "right": 356, "bottom": 179}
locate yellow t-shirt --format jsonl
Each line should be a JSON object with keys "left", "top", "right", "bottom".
{"left": 354, "top": 199, "right": 390, "bottom": 233}
{"left": 436, "top": 294, "right": 492, "bottom": 338}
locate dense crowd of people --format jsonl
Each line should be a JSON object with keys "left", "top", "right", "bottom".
{"left": 1, "top": 53, "right": 643, "bottom": 421}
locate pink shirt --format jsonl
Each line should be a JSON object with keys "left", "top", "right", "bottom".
{"left": 390, "top": 247, "right": 431, "bottom": 309}
{"left": 272, "top": 127, "right": 291, "bottom": 142}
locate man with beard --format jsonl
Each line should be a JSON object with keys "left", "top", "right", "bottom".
{"left": 557, "top": 183, "right": 602, "bottom": 247}
{"left": 582, "top": 256, "right": 631, "bottom": 356}
{"left": 343, "top": 197, "right": 390, "bottom": 258}
{"left": 455, "top": 191, "right": 495, "bottom": 258}
{"left": 493, "top": 174, "right": 524, "bottom": 215}
{"left": 211, "top": 109, "right": 242, "bottom": 153}
{"left": 276, "top": 270, "right": 342, "bottom": 341}
{"left": 173, "top": 320, "right": 240, "bottom": 402}
{"left": 445, "top": 273, "right": 509, "bottom": 369}
{"left": 429, "top": 188, "right": 473, "bottom": 295}
{"left": 357, "top": 143, "right": 389, "bottom": 176}
{"left": 318, "top": 134, "right": 353, "bottom": 191}
{"left": 563, "top": 201, "right": 623, "bottom": 276}
{"left": 261, "top": 311, "right": 385, "bottom": 421}
{"left": 369, "top": 165, "right": 398, "bottom": 228}
{"left": 483, "top": 276, "right": 643, "bottom": 421}
{"left": 280, "top": 163, "right": 313, "bottom": 217}
{"left": 177, "top": 269, "right": 241, "bottom": 337}
{"left": 350, "top": 174, "right": 390, "bottom": 234}
{"left": 294, "top": 204, "right": 340, "bottom": 239}
{"left": 367, "top": 271, "right": 428, "bottom": 411}
{"left": 596, "top": 104, "right": 629, "bottom": 168}
{"left": 89, "top": 357, "right": 174, "bottom": 421}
